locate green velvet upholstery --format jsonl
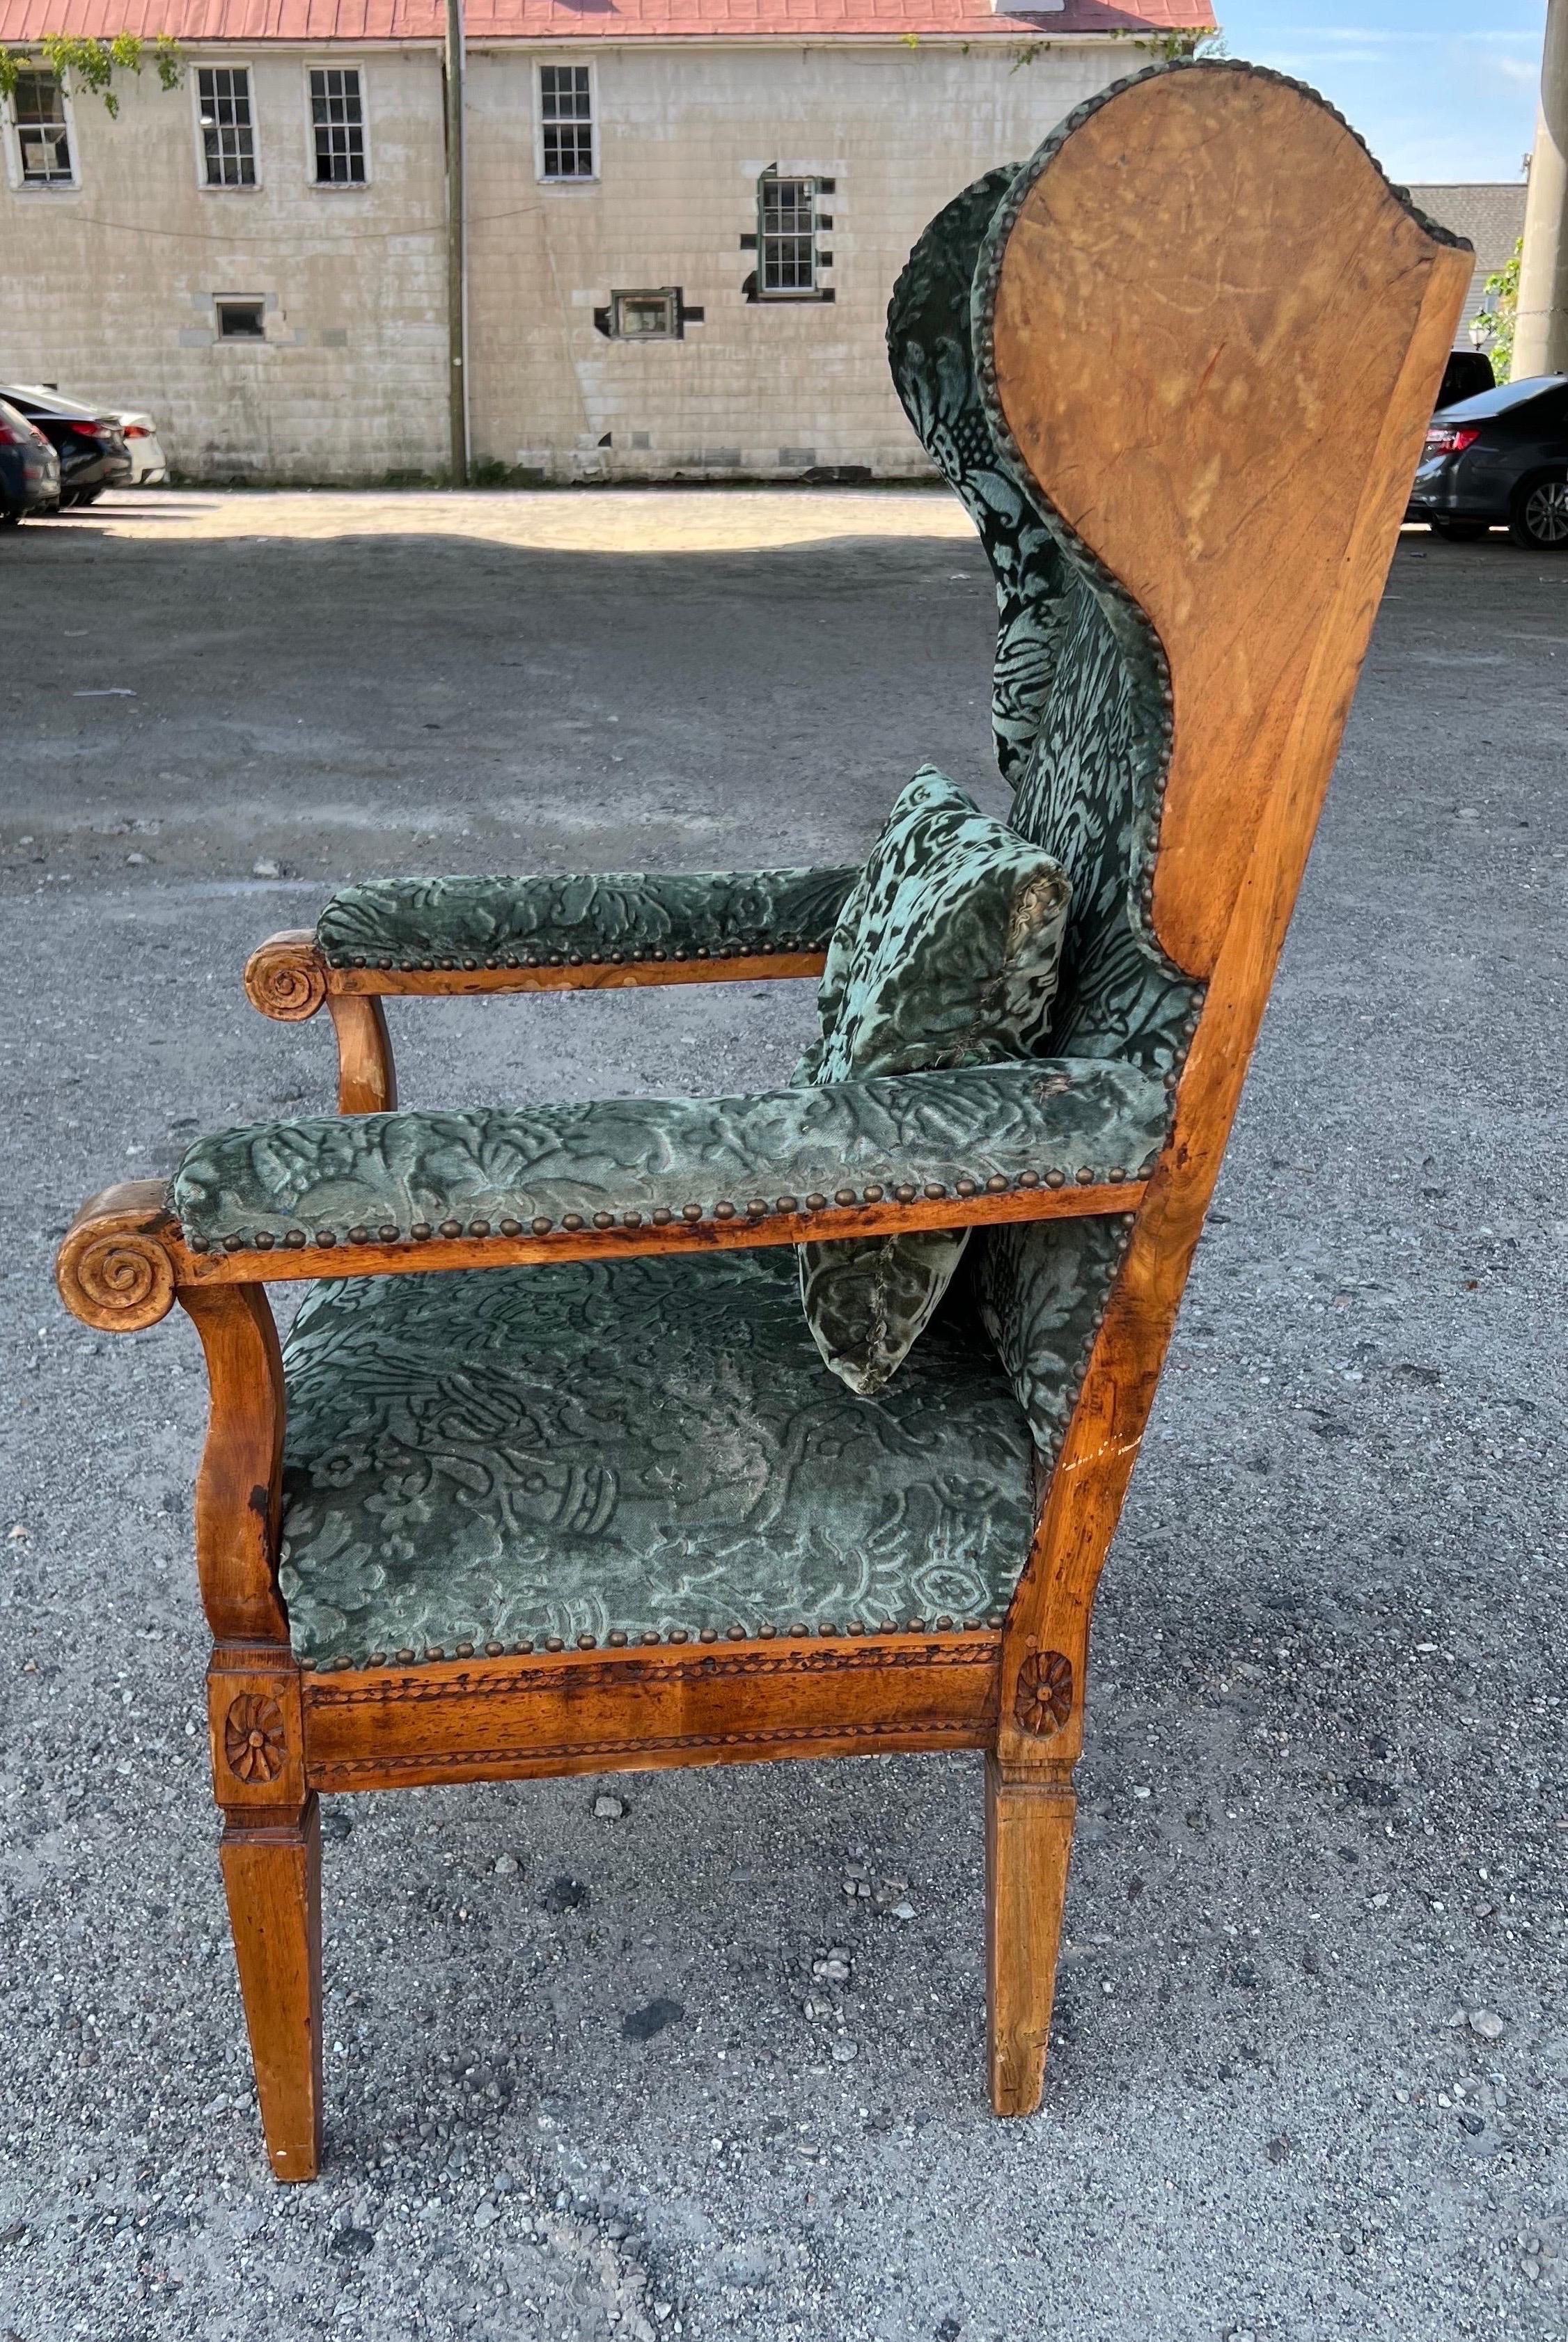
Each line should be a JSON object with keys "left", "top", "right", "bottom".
{"left": 887, "top": 86, "right": 1205, "bottom": 1472}
{"left": 793, "top": 768, "right": 1071, "bottom": 1396}
{"left": 170, "top": 1059, "right": 1163, "bottom": 1288}
{"left": 277, "top": 1249, "right": 1035, "bottom": 1669}
{"left": 314, "top": 866, "right": 860, "bottom": 973}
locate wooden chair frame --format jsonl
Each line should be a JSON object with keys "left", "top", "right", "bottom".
{"left": 57, "top": 65, "right": 1468, "bottom": 2181}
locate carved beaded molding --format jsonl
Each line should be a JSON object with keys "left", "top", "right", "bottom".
{"left": 304, "top": 1619, "right": 1008, "bottom": 1676}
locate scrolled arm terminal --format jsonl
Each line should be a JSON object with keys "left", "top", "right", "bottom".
{"left": 244, "top": 930, "right": 329, "bottom": 1023}
{"left": 56, "top": 1180, "right": 182, "bottom": 1333}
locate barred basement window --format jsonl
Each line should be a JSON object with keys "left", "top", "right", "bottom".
{"left": 758, "top": 171, "right": 817, "bottom": 297}
{"left": 13, "top": 70, "right": 73, "bottom": 187}
{"left": 539, "top": 65, "right": 593, "bottom": 181}
{"left": 310, "top": 67, "right": 366, "bottom": 185}
{"left": 197, "top": 67, "right": 256, "bottom": 188}
{"left": 611, "top": 289, "right": 680, "bottom": 339}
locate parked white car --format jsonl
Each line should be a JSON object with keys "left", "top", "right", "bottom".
{"left": 114, "top": 407, "right": 167, "bottom": 486}
{"left": 1, "top": 383, "right": 166, "bottom": 486}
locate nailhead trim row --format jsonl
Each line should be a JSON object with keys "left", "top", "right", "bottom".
{"left": 299, "top": 1613, "right": 1010, "bottom": 1671}
{"left": 182, "top": 1169, "right": 1146, "bottom": 1253}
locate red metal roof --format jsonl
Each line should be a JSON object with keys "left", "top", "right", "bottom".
{"left": 0, "top": 0, "right": 1213, "bottom": 42}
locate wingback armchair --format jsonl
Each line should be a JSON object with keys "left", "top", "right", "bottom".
{"left": 58, "top": 62, "right": 1468, "bottom": 2182}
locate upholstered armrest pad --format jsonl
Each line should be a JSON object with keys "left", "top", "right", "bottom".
{"left": 314, "top": 866, "right": 861, "bottom": 973}
{"left": 171, "top": 1061, "right": 1168, "bottom": 1250}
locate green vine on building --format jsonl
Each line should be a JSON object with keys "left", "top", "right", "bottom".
{"left": 0, "top": 33, "right": 182, "bottom": 117}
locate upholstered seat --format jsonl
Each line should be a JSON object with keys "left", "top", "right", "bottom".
{"left": 278, "top": 1248, "right": 1035, "bottom": 1669}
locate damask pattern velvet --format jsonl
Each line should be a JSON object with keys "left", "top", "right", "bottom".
{"left": 888, "top": 116, "right": 1204, "bottom": 1468}
{"left": 793, "top": 768, "right": 1072, "bottom": 1397}
{"left": 277, "top": 1250, "right": 1036, "bottom": 1667}
{"left": 315, "top": 866, "right": 860, "bottom": 972}
{"left": 171, "top": 1059, "right": 1164, "bottom": 1259}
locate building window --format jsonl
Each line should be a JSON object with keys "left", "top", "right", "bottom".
{"left": 309, "top": 67, "right": 366, "bottom": 184}
{"left": 539, "top": 65, "right": 593, "bottom": 181}
{"left": 12, "top": 69, "right": 74, "bottom": 187}
{"left": 197, "top": 67, "right": 256, "bottom": 187}
{"left": 612, "top": 288, "right": 680, "bottom": 339}
{"left": 217, "top": 297, "right": 267, "bottom": 340}
{"left": 758, "top": 171, "right": 818, "bottom": 296}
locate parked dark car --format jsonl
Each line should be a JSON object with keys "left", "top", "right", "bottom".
{"left": 0, "top": 384, "right": 132, "bottom": 508}
{"left": 1436, "top": 348, "right": 1494, "bottom": 411}
{"left": 0, "top": 396, "right": 61, "bottom": 524}
{"left": 1408, "top": 372, "right": 1568, "bottom": 548}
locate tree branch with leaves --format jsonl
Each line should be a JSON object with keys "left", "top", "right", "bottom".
{"left": 0, "top": 33, "right": 182, "bottom": 118}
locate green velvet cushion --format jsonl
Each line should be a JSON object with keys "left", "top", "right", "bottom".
{"left": 794, "top": 769, "right": 1071, "bottom": 1398}
{"left": 277, "top": 1249, "right": 1036, "bottom": 1668}
{"left": 315, "top": 866, "right": 859, "bottom": 972}
{"left": 169, "top": 1058, "right": 1162, "bottom": 1260}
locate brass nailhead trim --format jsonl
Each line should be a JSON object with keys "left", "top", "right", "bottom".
{"left": 347, "top": 1225, "right": 368, "bottom": 1244}
{"left": 563, "top": 1213, "right": 584, "bottom": 1231}
{"left": 439, "top": 1218, "right": 462, "bottom": 1237}
{"left": 316, "top": 1229, "right": 337, "bottom": 1245}
{"left": 577, "top": 1633, "right": 596, "bottom": 1650}
{"left": 455, "top": 1641, "right": 474, "bottom": 1658}
{"left": 698, "top": 1628, "right": 718, "bottom": 1644}
{"left": 411, "top": 1222, "right": 432, "bottom": 1239}
{"left": 379, "top": 1223, "right": 399, "bottom": 1241}
{"left": 985, "top": 1174, "right": 1008, "bottom": 1193}
{"left": 623, "top": 1210, "right": 642, "bottom": 1227}
{"left": 500, "top": 1218, "right": 522, "bottom": 1235}
{"left": 776, "top": 1195, "right": 798, "bottom": 1211}
{"left": 806, "top": 1193, "right": 827, "bottom": 1210}
{"left": 714, "top": 1202, "right": 736, "bottom": 1220}
{"left": 532, "top": 1217, "right": 553, "bottom": 1235}
{"left": 593, "top": 1212, "right": 614, "bottom": 1229}
{"left": 681, "top": 1203, "right": 703, "bottom": 1223}
{"left": 485, "top": 1641, "right": 503, "bottom": 1656}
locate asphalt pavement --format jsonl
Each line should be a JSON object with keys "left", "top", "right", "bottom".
{"left": 1, "top": 489, "right": 1564, "bottom": 2342}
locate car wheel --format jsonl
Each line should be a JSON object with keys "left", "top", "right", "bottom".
{"left": 55, "top": 489, "right": 78, "bottom": 510}
{"left": 73, "top": 487, "right": 103, "bottom": 507}
{"left": 1429, "top": 519, "right": 1487, "bottom": 542}
{"left": 1510, "top": 473, "right": 1568, "bottom": 549}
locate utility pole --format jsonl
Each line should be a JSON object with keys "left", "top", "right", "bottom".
{"left": 1516, "top": 0, "right": 1568, "bottom": 377}
{"left": 444, "top": 0, "right": 469, "bottom": 484}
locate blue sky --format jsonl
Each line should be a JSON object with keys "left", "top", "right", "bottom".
{"left": 1213, "top": 2, "right": 1545, "bottom": 181}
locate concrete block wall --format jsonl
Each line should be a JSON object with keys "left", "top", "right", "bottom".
{"left": 0, "top": 36, "right": 1140, "bottom": 482}
{"left": 0, "top": 47, "right": 449, "bottom": 482}
{"left": 465, "top": 42, "right": 1129, "bottom": 482}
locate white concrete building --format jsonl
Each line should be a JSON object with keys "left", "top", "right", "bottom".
{"left": 0, "top": 0, "right": 1209, "bottom": 482}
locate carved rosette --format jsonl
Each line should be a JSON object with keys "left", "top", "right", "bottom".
{"left": 224, "top": 1693, "right": 288, "bottom": 1784}
{"left": 1013, "top": 1649, "right": 1074, "bottom": 1737}
{"left": 244, "top": 931, "right": 328, "bottom": 1022}
{"left": 56, "top": 1190, "right": 178, "bottom": 1333}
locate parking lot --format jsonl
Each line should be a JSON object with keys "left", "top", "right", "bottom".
{"left": 3, "top": 487, "right": 1566, "bottom": 2341}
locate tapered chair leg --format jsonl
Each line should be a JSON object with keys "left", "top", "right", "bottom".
{"left": 219, "top": 1796, "right": 324, "bottom": 2180}
{"left": 986, "top": 1754, "right": 1076, "bottom": 2116}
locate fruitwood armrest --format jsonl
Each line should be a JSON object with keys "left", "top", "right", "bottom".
{"left": 56, "top": 1061, "right": 1168, "bottom": 1319}
{"left": 245, "top": 865, "right": 861, "bottom": 1018}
